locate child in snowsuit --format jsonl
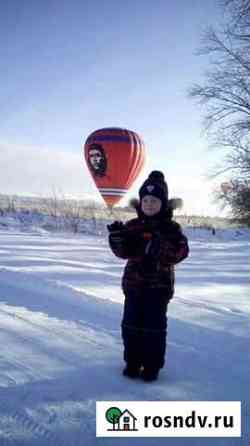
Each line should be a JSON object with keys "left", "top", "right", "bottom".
{"left": 108, "top": 171, "right": 189, "bottom": 381}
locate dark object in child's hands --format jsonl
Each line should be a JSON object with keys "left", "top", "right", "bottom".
{"left": 140, "top": 233, "right": 162, "bottom": 275}
{"left": 144, "top": 233, "right": 161, "bottom": 258}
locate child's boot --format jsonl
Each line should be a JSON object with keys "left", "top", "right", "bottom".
{"left": 123, "top": 363, "right": 141, "bottom": 379}
{"left": 140, "top": 367, "right": 159, "bottom": 382}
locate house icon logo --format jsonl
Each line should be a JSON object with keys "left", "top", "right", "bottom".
{"left": 105, "top": 406, "right": 138, "bottom": 432}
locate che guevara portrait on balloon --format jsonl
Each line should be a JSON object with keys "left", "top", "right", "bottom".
{"left": 87, "top": 143, "right": 108, "bottom": 177}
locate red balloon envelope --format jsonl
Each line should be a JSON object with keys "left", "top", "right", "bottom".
{"left": 84, "top": 127, "right": 145, "bottom": 207}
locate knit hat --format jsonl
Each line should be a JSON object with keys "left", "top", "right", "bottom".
{"left": 139, "top": 171, "right": 168, "bottom": 210}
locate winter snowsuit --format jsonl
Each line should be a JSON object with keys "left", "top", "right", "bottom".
{"left": 109, "top": 211, "right": 189, "bottom": 372}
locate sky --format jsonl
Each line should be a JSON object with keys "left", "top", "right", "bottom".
{"left": 0, "top": 0, "right": 227, "bottom": 216}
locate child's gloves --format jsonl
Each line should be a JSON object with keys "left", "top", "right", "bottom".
{"left": 107, "top": 221, "right": 125, "bottom": 233}
{"left": 160, "top": 239, "right": 185, "bottom": 264}
{"left": 107, "top": 221, "right": 125, "bottom": 251}
{"left": 107, "top": 221, "right": 145, "bottom": 257}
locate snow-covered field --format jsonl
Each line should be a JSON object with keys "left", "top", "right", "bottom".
{"left": 0, "top": 217, "right": 249, "bottom": 446}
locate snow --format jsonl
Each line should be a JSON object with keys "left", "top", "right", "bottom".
{"left": 0, "top": 215, "right": 249, "bottom": 445}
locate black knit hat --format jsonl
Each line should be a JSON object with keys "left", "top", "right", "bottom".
{"left": 139, "top": 171, "right": 168, "bottom": 210}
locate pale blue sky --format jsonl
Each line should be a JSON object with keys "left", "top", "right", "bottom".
{"left": 0, "top": 0, "right": 225, "bottom": 215}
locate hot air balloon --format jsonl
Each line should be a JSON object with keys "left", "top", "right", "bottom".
{"left": 84, "top": 127, "right": 145, "bottom": 207}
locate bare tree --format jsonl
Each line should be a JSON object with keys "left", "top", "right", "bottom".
{"left": 220, "top": 178, "right": 250, "bottom": 224}
{"left": 60, "top": 198, "right": 83, "bottom": 233}
{"left": 43, "top": 188, "right": 60, "bottom": 219}
{"left": 189, "top": 0, "right": 250, "bottom": 224}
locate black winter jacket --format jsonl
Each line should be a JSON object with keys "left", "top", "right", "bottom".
{"left": 109, "top": 215, "right": 189, "bottom": 296}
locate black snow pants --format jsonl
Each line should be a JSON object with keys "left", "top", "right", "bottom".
{"left": 121, "top": 288, "right": 169, "bottom": 371}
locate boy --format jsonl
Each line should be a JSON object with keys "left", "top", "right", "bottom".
{"left": 108, "top": 171, "right": 189, "bottom": 381}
